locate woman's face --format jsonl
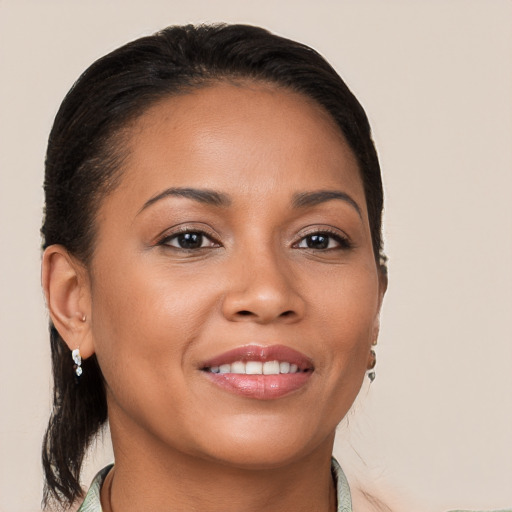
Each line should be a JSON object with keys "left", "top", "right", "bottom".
{"left": 86, "top": 82, "right": 384, "bottom": 468}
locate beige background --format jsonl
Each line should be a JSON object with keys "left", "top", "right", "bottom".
{"left": 1, "top": 1, "right": 511, "bottom": 511}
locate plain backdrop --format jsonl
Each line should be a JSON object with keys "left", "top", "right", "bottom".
{"left": 0, "top": 1, "right": 511, "bottom": 511}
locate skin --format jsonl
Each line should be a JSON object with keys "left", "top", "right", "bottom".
{"left": 43, "top": 82, "right": 386, "bottom": 511}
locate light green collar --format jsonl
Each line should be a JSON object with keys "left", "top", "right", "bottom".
{"left": 77, "top": 458, "right": 352, "bottom": 512}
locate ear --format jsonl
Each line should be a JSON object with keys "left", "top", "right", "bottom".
{"left": 41, "top": 245, "right": 95, "bottom": 359}
{"left": 371, "top": 269, "right": 388, "bottom": 345}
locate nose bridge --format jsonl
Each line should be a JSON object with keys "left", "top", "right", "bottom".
{"left": 222, "top": 240, "right": 304, "bottom": 323}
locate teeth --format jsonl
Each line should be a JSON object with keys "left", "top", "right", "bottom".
{"left": 263, "top": 361, "right": 280, "bottom": 375}
{"left": 231, "top": 361, "right": 245, "bottom": 373}
{"left": 279, "top": 362, "right": 290, "bottom": 374}
{"left": 246, "top": 361, "right": 263, "bottom": 374}
{"left": 219, "top": 364, "right": 231, "bottom": 374}
{"left": 208, "top": 360, "right": 303, "bottom": 375}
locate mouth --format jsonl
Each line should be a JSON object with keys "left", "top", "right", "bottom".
{"left": 205, "top": 360, "right": 307, "bottom": 375}
{"left": 200, "top": 345, "right": 314, "bottom": 400}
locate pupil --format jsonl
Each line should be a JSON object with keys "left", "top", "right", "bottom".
{"left": 178, "top": 233, "right": 202, "bottom": 249}
{"left": 307, "top": 234, "right": 328, "bottom": 249}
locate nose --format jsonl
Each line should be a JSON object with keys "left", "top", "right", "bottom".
{"left": 221, "top": 249, "right": 305, "bottom": 324}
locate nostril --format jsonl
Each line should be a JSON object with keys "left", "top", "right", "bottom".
{"left": 280, "top": 310, "right": 294, "bottom": 317}
{"left": 237, "top": 310, "right": 253, "bottom": 316}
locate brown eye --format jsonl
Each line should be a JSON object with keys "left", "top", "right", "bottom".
{"left": 304, "top": 234, "right": 329, "bottom": 249}
{"left": 163, "top": 231, "right": 218, "bottom": 250}
{"left": 296, "top": 232, "right": 350, "bottom": 250}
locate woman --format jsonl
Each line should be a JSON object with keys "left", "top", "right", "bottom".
{"left": 41, "top": 23, "right": 387, "bottom": 511}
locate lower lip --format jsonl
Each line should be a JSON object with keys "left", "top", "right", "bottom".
{"left": 204, "top": 372, "right": 312, "bottom": 400}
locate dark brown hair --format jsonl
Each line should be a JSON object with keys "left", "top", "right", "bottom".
{"left": 41, "top": 23, "right": 385, "bottom": 508}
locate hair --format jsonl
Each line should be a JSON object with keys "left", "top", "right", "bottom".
{"left": 41, "top": 23, "right": 385, "bottom": 508}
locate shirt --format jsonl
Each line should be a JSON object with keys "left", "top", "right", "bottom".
{"left": 77, "top": 458, "right": 352, "bottom": 512}
{"left": 76, "top": 459, "right": 511, "bottom": 512}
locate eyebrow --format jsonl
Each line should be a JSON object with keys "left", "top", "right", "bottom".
{"left": 138, "top": 186, "right": 362, "bottom": 218}
{"left": 292, "top": 190, "right": 362, "bottom": 218}
{"left": 138, "top": 187, "right": 231, "bottom": 214}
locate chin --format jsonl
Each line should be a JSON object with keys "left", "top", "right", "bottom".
{"left": 189, "top": 417, "right": 333, "bottom": 470}
{"left": 203, "top": 444, "right": 318, "bottom": 471}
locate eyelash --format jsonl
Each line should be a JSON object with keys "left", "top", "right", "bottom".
{"left": 293, "top": 229, "right": 352, "bottom": 251}
{"left": 157, "top": 227, "right": 352, "bottom": 252}
{"left": 158, "top": 228, "right": 220, "bottom": 250}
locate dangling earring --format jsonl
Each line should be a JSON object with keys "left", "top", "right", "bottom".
{"left": 72, "top": 348, "right": 83, "bottom": 378}
{"left": 367, "top": 349, "right": 376, "bottom": 382}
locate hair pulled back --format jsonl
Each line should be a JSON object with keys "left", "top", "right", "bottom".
{"left": 41, "top": 23, "right": 384, "bottom": 508}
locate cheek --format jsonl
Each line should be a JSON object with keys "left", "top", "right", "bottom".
{"left": 88, "top": 257, "right": 216, "bottom": 390}
{"left": 87, "top": 259, "right": 224, "bottom": 446}
{"left": 307, "top": 264, "right": 379, "bottom": 400}
{"left": 310, "top": 263, "right": 379, "bottom": 345}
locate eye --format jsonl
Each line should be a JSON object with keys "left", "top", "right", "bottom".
{"left": 295, "top": 231, "right": 350, "bottom": 250}
{"left": 161, "top": 231, "right": 219, "bottom": 250}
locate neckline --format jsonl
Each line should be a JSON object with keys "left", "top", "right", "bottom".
{"left": 77, "top": 457, "right": 352, "bottom": 512}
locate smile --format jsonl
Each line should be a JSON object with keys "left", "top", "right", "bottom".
{"left": 207, "top": 361, "right": 305, "bottom": 374}
{"left": 201, "top": 345, "right": 314, "bottom": 400}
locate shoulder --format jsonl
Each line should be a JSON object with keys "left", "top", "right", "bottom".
{"left": 332, "top": 456, "right": 394, "bottom": 512}
{"left": 76, "top": 465, "right": 113, "bottom": 512}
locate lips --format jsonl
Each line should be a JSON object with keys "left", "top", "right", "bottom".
{"left": 201, "top": 345, "right": 314, "bottom": 400}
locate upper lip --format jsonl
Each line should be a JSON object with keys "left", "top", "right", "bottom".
{"left": 201, "top": 344, "right": 314, "bottom": 371}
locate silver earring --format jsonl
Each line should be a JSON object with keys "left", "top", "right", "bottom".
{"left": 72, "top": 348, "right": 83, "bottom": 378}
{"left": 367, "top": 349, "right": 376, "bottom": 382}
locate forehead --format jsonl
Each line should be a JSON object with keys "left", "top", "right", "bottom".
{"left": 113, "top": 82, "right": 365, "bottom": 210}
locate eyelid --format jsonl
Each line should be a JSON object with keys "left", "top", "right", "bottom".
{"left": 153, "top": 223, "right": 352, "bottom": 250}
{"left": 155, "top": 224, "right": 222, "bottom": 248}
{"left": 293, "top": 226, "right": 353, "bottom": 249}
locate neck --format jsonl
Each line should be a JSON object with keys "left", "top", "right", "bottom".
{"left": 102, "top": 412, "right": 337, "bottom": 512}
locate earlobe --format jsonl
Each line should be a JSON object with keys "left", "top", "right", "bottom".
{"left": 41, "top": 245, "right": 95, "bottom": 358}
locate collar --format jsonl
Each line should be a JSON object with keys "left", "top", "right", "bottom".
{"left": 77, "top": 457, "right": 352, "bottom": 512}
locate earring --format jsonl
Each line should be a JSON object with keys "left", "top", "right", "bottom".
{"left": 367, "top": 349, "right": 376, "bottom": 382}
{"left": 72, "top": 348, "right": 83, "bottom": 378}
